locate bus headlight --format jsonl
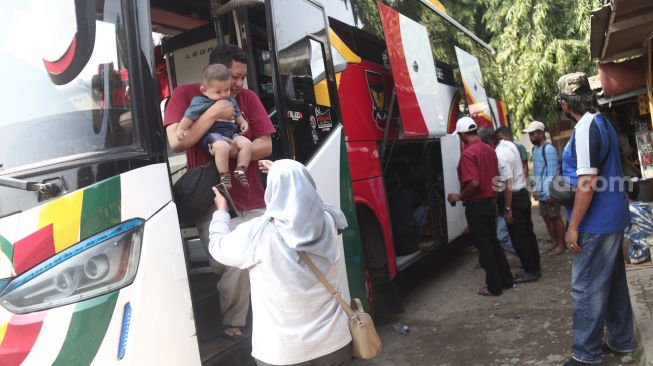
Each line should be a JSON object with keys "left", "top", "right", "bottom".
{"left": 0, "top": 219, "right": 144, "bottom": 314}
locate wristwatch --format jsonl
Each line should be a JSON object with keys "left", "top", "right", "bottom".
{"left": 504, "top": 207, "right": 512, "bottom": 212}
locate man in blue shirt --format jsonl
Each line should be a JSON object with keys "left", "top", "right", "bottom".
{"left": 558, "top": 72, "right": 636, "bottom": 366}
{"left": 523, "top": 121, "right": 566, "bottom": 255}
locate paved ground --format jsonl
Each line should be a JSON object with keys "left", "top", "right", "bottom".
{"left": 354, "top": 205, "right": 639, "bottom": 366}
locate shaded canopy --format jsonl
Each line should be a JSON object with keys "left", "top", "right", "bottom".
{"left": 590, "top": 0, "right": 653, "bottom": 63}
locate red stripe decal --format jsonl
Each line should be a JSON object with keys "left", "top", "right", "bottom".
{"left": 0, "top": 311, "right": 47, "bottom": 366}
{"left": 377, "top": 3, "right": 429, "bottom": 138}
{"left": 496, "top": 100, "right": 506, "bottom": 127}
{"left": 42, "top": 37, "right": 78, "bottom": 75}
{"left": 12, "top": 225, "right": 56, "bottom": 275}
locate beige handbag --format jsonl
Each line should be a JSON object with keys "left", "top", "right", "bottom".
{"left": 298, "top": 252, "right": 382, "bottom": 359}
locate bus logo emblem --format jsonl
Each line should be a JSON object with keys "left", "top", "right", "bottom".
{"left": 365, "top": 70, "right": 388, "bottom": 130}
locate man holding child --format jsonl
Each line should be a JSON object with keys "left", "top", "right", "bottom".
{"left": 163, "top": 44, "right": 275, "bottom": 339}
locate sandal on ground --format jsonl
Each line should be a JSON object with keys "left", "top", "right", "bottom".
{"left": 222, "top": 326, "right": 245, "bottom": 340}
{"left": 220, "top": 173, "right": 232, "bottom": 189}
{"left": 234, "top": 169, "right": 249, "bottom": 188}
{"left": 548, "top": 247, "right": 566, "bottom": 256}
{"left": 477, "top": 287, "right": 500, "bottom": 296}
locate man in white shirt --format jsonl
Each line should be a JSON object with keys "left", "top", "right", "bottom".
{"left": 484, "top": 128, "right": 541, "bottom": 283}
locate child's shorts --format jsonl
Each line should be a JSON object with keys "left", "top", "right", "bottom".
{"left": 201, "top": 121, "right": 238, "bottom": 152}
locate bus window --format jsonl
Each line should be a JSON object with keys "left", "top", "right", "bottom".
{"left": 269, "top": 0, "right": 340, "bottom": 164}
{"left": 0, "top": 0, "right": 136, "bottom": 173}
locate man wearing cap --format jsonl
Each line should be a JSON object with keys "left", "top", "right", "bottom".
{"left": 447, "top": 117, "right": 514, "bottom": 296}
{"left": 524, "top": 121, "right": 566, "bottom": 255}
{"left": 557, "top": 72, "right": 635, "bottom": 366}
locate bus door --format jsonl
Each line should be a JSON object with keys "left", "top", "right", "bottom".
{"left": 377, "top": 2, "right": 466, "bottom": 241}
{"left": 376, "top": 2, "right": 447, "bottom": 139}
{"left": 265, "top": 0, "right": 367, "bottom": 306}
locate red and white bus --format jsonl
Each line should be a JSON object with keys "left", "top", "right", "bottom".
{"left": 160, "top": 0, "right": 508, "bottom": 317}
{"left": 0, "top": 0, "right": 507, "bottom": 364}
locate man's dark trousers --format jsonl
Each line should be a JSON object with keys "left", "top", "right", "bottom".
{"left": 464, "top": 198, "right": 514, "bottom": 295}
{"left": 506, "top": 189, "right": 540, "bottom": 276}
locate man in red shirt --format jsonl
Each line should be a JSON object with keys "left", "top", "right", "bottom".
{"left": 447, "top": 117, "right": 514, "bottom": 296}
{"left": 164, "top": 44, "right": 275, "bottom": 338}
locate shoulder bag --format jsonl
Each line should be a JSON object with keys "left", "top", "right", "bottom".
{"left": 298, "top": 252, "right": 382, "bottom": 360}
{"left": 173, "top": 161, "right": 232, "bottom": 223}
{"left": 533, "top": 143, "right": 576, "bottom": 206}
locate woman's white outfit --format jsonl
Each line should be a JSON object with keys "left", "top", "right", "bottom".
{"left": 208, "top": 160, "right": 352, "bottom": 365}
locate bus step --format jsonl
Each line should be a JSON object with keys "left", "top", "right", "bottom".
{"left": 396, "top": 240, "right": 436, "bottom": 271}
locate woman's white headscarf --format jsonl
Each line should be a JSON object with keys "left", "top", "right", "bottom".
{"left": 262, "top": 159, "right": 348, "bottom": 289}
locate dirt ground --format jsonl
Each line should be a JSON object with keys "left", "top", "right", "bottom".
{"left": 354, "top": 204, "right": 636, "bottom": 366}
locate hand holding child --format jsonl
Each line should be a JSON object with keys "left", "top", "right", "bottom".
{"left": 210, "top": 99, "right": 236, "bottom": 120}
{"left": 176, "top": 127, "right": 188, "bottom": 141}
{"left": 239, "top": 120, "right": 249, "bottom": 134}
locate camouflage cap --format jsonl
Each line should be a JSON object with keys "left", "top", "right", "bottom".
{"left": 557, "top": 72, "right": 592, "bottom": 96}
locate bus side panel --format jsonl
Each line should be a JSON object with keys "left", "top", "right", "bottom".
{"left": 306, "top": 126, "right": 366, "bottom": 305}
{"left": 111, "top": 203, "right": 199, "bottom": 365}
{"left": 0, "top": 204, "right": 199, "bottom": 366}
{"left": 338, "top": 62, "right": 396, "bottom": 142}
{"left": 0, "top": 165, "right": 199, "bottom": 365}
{"left": 352, "top": 178, "right": 397, "bottom": 279}
{"left": 346, "top": 140, "right": 382, "bottom": 182}
{"left": 0, "top": 291, "right": 123, "bottom": 366}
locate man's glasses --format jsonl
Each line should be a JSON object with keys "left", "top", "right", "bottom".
{"left": 556, "top": 94, "right": 563, "bottom": 112}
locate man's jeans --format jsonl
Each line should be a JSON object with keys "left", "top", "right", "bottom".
{"left": 571, "top": 232, "right": 636, "bottom": 364}
{"left": 497, "top": 215, "right": 515, "bottom": 254}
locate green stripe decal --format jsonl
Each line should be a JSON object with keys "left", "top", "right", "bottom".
{"left": 0, "top": 235, "right": 12, "bottom": 263}
{"left": 80, "top": 176, "right": 121, "bottom": 239}
{"left": 52, "top": 292, "right": 120, "bottom": 366}
{"left": 338, "top": 132, "right": 367, "bottom": 309}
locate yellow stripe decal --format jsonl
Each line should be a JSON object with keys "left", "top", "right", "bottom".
{"left": 0, "top": 322, "right": 7, "bottom": 347}
{"left": 328, "top": 28, "right": 361, "bottom": 64}
{"left": 428, "top": 0, "right": 447, "bottom": 13}
{"left": 39, "top": 190, "right": 84, "bottom": 253}
{"left": 314, "top": 79, "right": 332, "bottom": 106}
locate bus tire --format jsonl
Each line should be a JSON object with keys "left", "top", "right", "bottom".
{"left": 356, "top": 206, "right": 404, "bottom": 317}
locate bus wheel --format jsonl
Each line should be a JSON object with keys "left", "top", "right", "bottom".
{"left": 357, "top": 206, "right": 404, "bottom": 317}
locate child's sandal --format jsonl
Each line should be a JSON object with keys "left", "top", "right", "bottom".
{"left": 220, "top": 173, "right": 232, "bottom": 189}
{"left": 234, "top": 170, "right": 249, "bottom": 188}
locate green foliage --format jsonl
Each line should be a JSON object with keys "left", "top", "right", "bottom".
{"left": 441, "top": 0, "right": 602, "bottom": 130}
{"left": 351, "top": 0, "right": 601, "bottom": 132}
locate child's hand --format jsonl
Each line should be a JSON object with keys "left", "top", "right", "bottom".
{"left": 239, "top": 121, "right": 249, "bottom": 134}
{"left": 176, "top": 128, "right": 187, "bottom": 141}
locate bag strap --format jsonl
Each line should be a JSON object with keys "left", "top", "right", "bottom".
{"left": 541, "top": 143, "right": 549, "bottom": 177}
{"left": 298, "top": 251, "right": 355, "bottom": 318}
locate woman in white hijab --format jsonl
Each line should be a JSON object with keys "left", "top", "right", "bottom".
{"left": 209, "top": 159, "right": 352, "bottom": 366}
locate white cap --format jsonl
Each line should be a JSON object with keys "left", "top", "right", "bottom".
{"left": 522, "top": 121, "right": 546, "bottom": 133}
{"left": 454, "top": 116, "right": 477, "bottom": 134}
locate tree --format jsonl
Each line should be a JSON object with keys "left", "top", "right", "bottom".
{"left": 478, "top": 0, "right": 603, "bottom": 129}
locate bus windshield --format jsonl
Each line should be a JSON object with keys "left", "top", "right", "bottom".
{"left": 0, "top": 0, "right": 138, "bottom": 174}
